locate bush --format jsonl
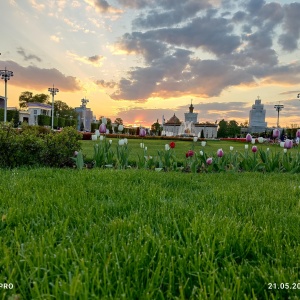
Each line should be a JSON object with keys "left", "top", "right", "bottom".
{"left": 0, "top": 124, "right": 82, "bottom": 168}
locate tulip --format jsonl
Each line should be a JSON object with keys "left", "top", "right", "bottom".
{"left": 273, "top": 129, "right": 280, "bottom": 138}
{"left": 280, "top": 142, "right": 285, "bottom": 148}
{"left": 186, "top": 150, "right": 194, "bottom": 157}
{"left": 284, "top": 148, "right": 287, "bottom": 153}
{"left": 165, "top": 144, "right": 170, "bottom": 151}
{"left": 124, "top": 138, "right": 128, "bottom": 144}
{"left": 144, "top": 146, "right": 147, "bottom": 151}
{"left": 99, "top": 123, "right": 106, "bottom": 134}
{"left": 246, "top": 133, "right": 252, "bottom": 143}
{"left": 193, "top": 137, "right": 198, "bottom": 142}
{"left": 140, "top": 143, "right": 144, "bottom": 148}
{"left": 206, "top": 157, "right": 213, "bottom": 165}
{"left": 102, "top": 117, "right": 107, "bottom": 125}
{"left": 230, "top": 146, "right": 234, "bottom": 151}
{"left": 139, "top": 128, "right": 146, "bottom": 137}
{"left": 217, "top": 148, "right": 224, "bottom": 157}
{"left": 118, "top": 124, "right": 124, "bottom": 132}
{"left": 118, "top": 139, "right": 124, "bottom": 146}
{"left": 169, "top": 141, "right": 176, "bottom": 149}
{"left": 201, "top": 141, "right": 206, "bottom": 147}
{"left": 74, "top": 151, "right": 78, "bottom": 156}
{"left": 252, "top": 146, "right": 257, "bottom": 153}
{"left": 109, "top": 139, "right": 112, "bottom": 144}
{"left": 296, "top": 129, "right": 300, "bottom": 138}
{"left": 267, "top": 148, "right": 270, "bottom": 151}
{"left": 245, "top": 144, "right": 249, "bottom": 149}
{"left": 251, "top": 138, "right": 256, "bottom": 144}
{"left": 284, "top": 139, "right": 293, "bottom": 149}
{"left": 199, "top": 150, "right": 204, "bottom": 156}
{"left": 258, "top": 137, "right": 264, "bottom": 143}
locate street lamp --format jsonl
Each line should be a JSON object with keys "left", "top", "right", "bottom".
{"left": 81, "top": 97, "right": 89, "bottom": 131}
{"left": 0, "top": 67, "right": 14, "bottom": 122}
{"left": 274, "top": 104, "right": 284, "bottom": 128}
{"left": 48, "top": 84, "right": 59, "bottom": 129}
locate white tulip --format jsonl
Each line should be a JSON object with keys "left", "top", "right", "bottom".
{"left": 102, "top": 117, "right": 107, "bottom": 125}
{"left": 165, "top": 144, "right": 170, "bottom": 151}
{"left": 100, "top": 135, "right": 104, "bottom": 141}
{"left": 118, "top": 124, "right": 124, "bottom": 131}
{"left": 193, "top": 137, "right": 198, "bottom": 142}
{"left": 119, "top": 139, "right": 124, "bottom": 146}
{"left": 144, "top": 146, "right": 147, "bottom": 151}
{"left": 280, "top": 142, "right": 285, "bottom": 148}
{"left": 109, "top": 139, "right": 112, "bottom": 144}
{"left": 201, "top": 141, "right": 206, "bottom": 147}
{"left": 251, "top": 138, "right": 256, "bottom": 144}
{"left": 124, "top": 138, "right": 128, "bottom": 144}
{"left": 267, "top": 148, "right": 270, "bottom": 151}
{"left": 230, "top": 146, "right": 234, "bottom": 151}
{"left": 284, "top": 148, "right": 287, "bottom": 153}
{"left": 258, "top": 137, "right": 264, "bottom": 143}
{"left": 199, "top": 150, "right": 204, "bottom": 156}
{"left": 245, "top": 144, "right": 249, "bottom": 149}
{"left": 140, "top": 143, "right": 144, "bottom": 148}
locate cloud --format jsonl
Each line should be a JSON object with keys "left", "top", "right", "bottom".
{"left": 1, "top": 60, "right": 81, "bottom": 92}
{"left": 16, "top": 47, "right": 42, "bottom": 62}
{"left": 66, "top": 51, "right": 105, "bottom": 67}
{"left": 84, "top": 0, "right": 123, "bottom": 14}
{"left": 95, "top": 79, "right": 117, "bottom": 89}
{"left": 50, "top": 35, "right": 62, "bottom": 43}
{"left": 30, "top": 0, "right": 45, "bottom": 11}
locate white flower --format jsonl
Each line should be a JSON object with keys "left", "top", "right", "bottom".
{"left": 144, "top": 146, "right": 147, "bottom": 151}
{"left": 102, "top": 117, "right": 107, "bottom": 125}
{"left": 100, "top": 135, "right": 104, "bottom": 141}
{"left": 118, "top": 124, "right": 124, "bottom": 131}
{"left": 267, "top": 148, "right": 270, "bottom": 151}
{"left": 251, "top": 138, "right": 256, "bottom": 144}
{"left": 258, "top": 137, "right": 264, "bottom": 143}
{"left": 230, "top": 146, "right": 234, "bottom": 151}
{"left": 199, "top": 150, "right": 204, "bottom": 156}
{"left": 245, "top": 144, "right": 249, "bottom": 149}
{"left": 109, "top": 139, "right": 112, "bottom": 144}
{"left": 201, "top": 141, "right": 206, "bottom": 147}
{"left": 193, "top": 136, "right": 198, "bottom": 142}
{"left": 165, "top": 144, "right": 170, "bottom": 151}
{"left": 124, "top": 138, "right": 128, "bottom": 144}
{"left": 280, "top": 142, "right": 285, "bottom": 148}
{"left": 118, "top": 139, "right": 124, "bottom": 146}
{"left": 284, "top": 148, "right": 287, "bottom": 153}
{"left": 140, "top": 143, "right": 144, "bottom": 148}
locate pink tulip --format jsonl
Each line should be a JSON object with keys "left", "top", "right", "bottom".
{"left": 296, "top": 129, "right": 300, "bottom": 138}
{"left": 206, "top": 157, "right": 213, "bottom": 165}
{"left": 252, "top": 146, "right": 258, "bottom": 153}
{"left": 217, "top": 148, "right": 224, "bottom": 157}
{"left": 99, "top": 123, "right": 106, "bottom": 134}
{"left": 273, "top": 129, "right": 280, "bottom": 138}
{"left": 246, "top": 133, "right": 252, "bottom": 143}
{"left": 284, "top": 139, "right": 293, "bottom": 149}
{"left": 186, "top": 150, "right": 194, "bottom": 157}
{"left": 139, "top": 128, "right": 146, "bottom": 137}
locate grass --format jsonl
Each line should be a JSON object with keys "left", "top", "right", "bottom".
{"left": 1, "top": 168, "right": 300, "bottom": 299}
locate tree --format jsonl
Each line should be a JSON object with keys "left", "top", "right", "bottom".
{"left": 217, "top": 119, "right": 228, "bottom": 138}
{"left": 114, "top": 117, "right": 123, "bottom": 125}
{"left": 19, "top": 91, "right": 49, "bottom": 108}
{"left": 228, "top": 120, "right": 240, "bottom": 137}
{"left": 151, "top": 119, "right": 161, "bottom": 135}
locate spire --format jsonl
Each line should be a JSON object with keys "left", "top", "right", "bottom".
{"left": 189, "top": 99, "right": 194, "bottom": 113}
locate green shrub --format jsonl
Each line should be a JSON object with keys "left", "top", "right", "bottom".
{"left": 0, "top": 125, "right": 81, "bottom": 168}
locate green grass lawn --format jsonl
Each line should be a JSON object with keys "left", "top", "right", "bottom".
{"left": 1, "top": 168, "right": 300, "bottom": 299}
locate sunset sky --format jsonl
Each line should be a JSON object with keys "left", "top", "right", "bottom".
{"left": 0, "top": 0, "right": 300, "bottom": 128}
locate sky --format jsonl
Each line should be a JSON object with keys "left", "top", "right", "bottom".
{"left": 0, "top": 0, "right": 300, "bottom": 128}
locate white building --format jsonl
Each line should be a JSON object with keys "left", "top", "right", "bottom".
{"left": 249, "top": 97, "right": 267, "bottom": 133}
{"left": 19, "top": 102, "right": 52, "bottom": 125}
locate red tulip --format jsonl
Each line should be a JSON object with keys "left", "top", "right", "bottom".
{"left": 186, "top": 150, "right": 194, "bottom": 157}
{"left": 252, "top": 146, "right": 258, "bottom": 153}
{"left": 169, "top": 141, "right": 176, "bottom": 149}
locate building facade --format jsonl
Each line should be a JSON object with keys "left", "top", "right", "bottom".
{"left": 19, "top": 102, "right": 52, "bottom": 125}
{"left": 249, "top": 97, "right": 267, "bottom": 133}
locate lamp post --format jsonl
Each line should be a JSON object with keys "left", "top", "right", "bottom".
{"left": 274, "top": 104, "right": 284, "bottom": 128}
{"left": 0, "top": 67, "right": 14, "bottom": 122}
{"left": 81, "top": 97, "right": 89, "bottom": 131}
{"left": 48, "top": 84, "right": 59, "bottom": 130}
